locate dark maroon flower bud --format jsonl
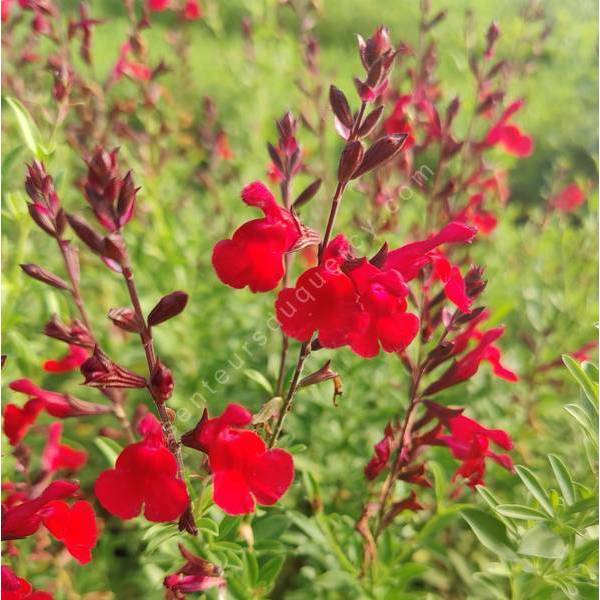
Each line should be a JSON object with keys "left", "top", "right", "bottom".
{"left": 178, "top": 506, "right": 198, "bottom": 536}
{"left": 381, "top": 491, "right": 423, "bottom": 529}
{"left": 44, "top": 314, "right": 94, "bottom": 348}
{"left": 425, "top": 341, "right": 455, "bottom": 372}
{"left": 454, "top": 305, "right": 486, "bottom": 325}
{"left": 116, "top": 171, "right": 137, "bottom": 228}
{"left": 147, "top": 291, "right": 189, "bottom": 327}
{"left": 357, "top": 26, "right": 392, "bottom": 70}
{"left": 465, "top": 266, "right": 487, "bottom": 299}
{"left": 352, "top": 134, "right": 407, "bottom": 179}
{"left": 24, "top": 161, "right": 63, "bottom": 235}
{"left": 66, "top": 213, "right": 106, "bottom": 255}
{"left": 338, "top": 140, "right": 364, "bottom": 183}
{"left": 329, "top": 85, "right": 353, "bottom": 130}
{"left": 293, "top": 179, "right": 322, "bottom": 210}
{"left": 27, "top": 202, "right": 57, "bottom": 236}
{"left": 107, "top": 307, "right": 142, "bottom": 333}
{"left": 181, "top": 408, "right": 208, "bottom": 452}
{"left": 266, "top": 142, "right": 284, "bottom": 174}
{"left": 485, "top": 21, "right": 500, "bottom": 58}
{"left": 357, "top": 106, "right": 384, "bottom": 138}
{"left": 102, "top": 233, "right": 128, "bottom": 266}
{"left": 20, "top": 264, "right": 70, "bottom": 291}
{"left": 441, "top": 135, "right": 464, "bottom": 160}
{"left": 81, "top": 346, "right": 147, "bottom": 389}
{"left": 151, "top": 360, "right": 174, "bottom": 403}
{"left": 276, "top": 112, "right": 298, "bottom": 156}
{"left": 446, "top": 96, "right": 460, "bottom": 126}
{"left": 487, "top": 60, "right": 507, "bottom": 79}
{"left": 298, "top": 360, "right": 343, "bottom": 405}
{"left": 369, "top": 242, "right": 389, "bottom": 268}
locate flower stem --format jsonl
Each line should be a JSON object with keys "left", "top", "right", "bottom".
{"left": 55, "top": 238, "right": 135, "bottom": 443}
{"left": 121, "top": 264, "right": 197, "bottom": 534}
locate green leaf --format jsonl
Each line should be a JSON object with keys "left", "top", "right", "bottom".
{"left": 562, "top": 355, "right": 598, "bottom": 406}
{"left": 259, "top": 555, "right": 285, "bottom": 588}
{"left": 243, "top": 369, "right": 273, "bottom": 395}
{"left": 494, "top": 504, "right": 548, "bottom": 521}
{"left": 515, "top": 465, "right": 554, "bottom": 516}
{"left": 429, "top": 461, "right": 447, "bottom": 511}
{"left": 517, "top": 524, "right": 566, "bottom": 559}
{"left": 461, "top": 508, "right": 517, "bottom": 560}
{"left": 94, "top": 437, "right": 123, "bottom": 467}
{"left": 548, "top": 454, "right": 575, "bottom": 506}
{"left": 196, "top": 517, "right": 219, "bottom": 537}
{"left": 4, "top": 96, "right": 53, "bottom": 159}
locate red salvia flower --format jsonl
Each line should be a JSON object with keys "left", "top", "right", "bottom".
{"left": 212, "top": 182, "right": 315, "bottom": 292}
{"left": 276, "top": 235, "right": 360, "bottom": 348}
{"left": 148, "top": 0, "right": 170, "bottom": 11}
{"left": 112, "top": 42, "right": 152, "bottom": 83}
{"left": 9, "top": 379, "right": 112, "bottom": 419}
{"left": 551, "top": 183, "right": 586, "bottom": 212}
{"left": 163, "top": 544, "right": 225, "bottom": 597}
{"left": 428, "top": 251, "right": 472, "bottom": 313}
{"left": 345, "top": 259, "right": 419, "bottom": 357}
{"left": 2, "top": 480, "right": 97, "bottom": 563}
{"left": 440, "top": 414, "right": 513, "bottom": 488}
{"left": 454, "top": 193, "right": 498, "bottom": 235}
{"left": 185, "top": 404, "right": 294, "bottom": 515}
{"left": 364, "top": 424, "right": 394, "bottom": 480}
{"left": 383, "top": 95, "right": 416, "bottom": 149}
{"left": 1, "top": 566, "right": 53, "bottom": 600}
{"left": 425, "top": 327, "right": 518, "bottom": 395}
{"left": 42, "top": 344, "right": 88, "bottom": 373}
{"left": 183, "top": 0, "right": 203, "bottom": 20}
{"left": 42, "top": 422, "right": 87, "bottom": 473}
{"left": 3, "top": 399, "right": 43, "bottom": 446}
{"left": 215, "top": 131, "right": 233, "bottom": 160}
{"left": 94, "top": 413, "right": 189, "bottom": 522}
{"left": 485, "top": 100, "right": 533, "bottom": 157}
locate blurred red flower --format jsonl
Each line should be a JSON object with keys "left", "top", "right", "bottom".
{"left": 183, "top": 0, "right": 203, "bottom": 20}
{"left": 95, "top": 414, "right": 189, "bottom": 522}
{"left": 551, "top": 183, "right": 586, "bottom": 212}
{"left": 1, "top": 566, "right": 53, "bottom": 599}
{"left": 485, "top": 100, "right": 533, "bottom": 157}
{"left": 42, "top": 422, "right": 87, "bottom": 473}
{"left": 163, "top": 544, "right": 225, "bottom": 596}
{"left": 42, "top": 344, "right": 88, "bottom": 373}
{"left": 3, "top": 399, "right": 43, "bottom": 446}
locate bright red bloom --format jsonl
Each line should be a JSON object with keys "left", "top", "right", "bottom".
{"left": 425, "top": 327, "right": 518, "bottom": 395}
{"left": 364, "top": 424, "right": 394, "bottom": 480}
{"left": 485, "top": 100, "right": 533, "bottom": 157}
{"left": 40, "top": 500, "right": 98, "bottom": 564}
{"left": 183, "top": 0, "right": 203, "bottom": 20}
{"left": 570, "top": 340, "right": 599, "bottom": 362}
{"left": 188, "top": 404, "right": 294, "bottom": 515}
{"left": 1, "top": 566, "right": 53, "bottom": 600}
{"left": 1, "top": 480, "right": 96, "bottom": 563}
{"left": 429, "top": 252, "right": 472, "bottom": 313}
{"left": 441, "top": 415, "right": 513, "bottom": 487}
{"left": 276, "top": 235, "right": 359, "bottom": 348}
{"left": 9, "top": 379, "right": 111, "bottom": 419}
{"left": 551, "top": 183, "right": 586, "bottom": 212}
{"left": 3, "top": 399, "right": 43, "bottom": 446}
{"left": 163, "top": 544, "right": 225, "bottom": 596}
{"left": 42, "top": 423, "right": 87, "bottom": 473}
{"left": 213, "top": 182, "right": 315, "bottom": 292}
{"left": 345, "top": 259, "right": 419, "bottom": 357}
{"left": 454, "top": 193, "right": 498, "bottom": 235}
{"left": 95, "top": 414, "right": 189, "bottom": 522}
{"left": 42, "top": 344, "right": 88, "bottom": 373}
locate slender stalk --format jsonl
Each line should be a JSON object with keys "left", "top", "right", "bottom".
{"left": 120, "top": 264, "right": 196, "bottom": 533}
{"left": 269, "top": 103, "right": 367, "bottom": 447}
{"left": 55, "top": 238, "right": 135, "bottom": 442}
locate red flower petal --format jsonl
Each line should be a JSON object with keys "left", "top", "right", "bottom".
{"left": 3, "top": 399, "right": 43, "bottom": 446}
{"left": 248, "top": 448, "right": 294, "bottom": 506}
{"left": 94, "top": 468, "right": 144, "bottom": 520}
{"left": 42, "top": 345, "right": 88, "bottom": 373}
{"left": 143, "top": 476, "right": 190, "bottom": 522}
{"left": 213, "top": 470, "right": 255, "bottom": 515}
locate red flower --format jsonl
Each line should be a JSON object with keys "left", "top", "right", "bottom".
{"left": 551, "top": 183, "right": 586, "bottom": 212}
{"left": 345, "top": 259, "right": 419, "bottom": 357}
{"left": 364, "top": 424, "right": 393, "bottom": 480}
{"left": 276, "top": 235, "right": 359, "bottom": 348}
{"left": 9, "top": 379, "right": 111, "bottom": 419}
{"left": 42, "top": 344, "right": 88, "bottom": 373}
{"left": 425, "top": 327, "right": 518, "bottom": 395}
{"left": 94, "top": 414, "right": 189, "bottom": 522}
{"left": 185, "top": 404, "right": 294, "bottom": 515}
{"left": 2, "top": 480, "right": 97, "bottom": 563}
{"left": 441, "top": 414, "right": 513, "bottom": 487}
{"left": 163, "top": 544, "right": 225, "bottom": 596}
{"left": 485, "top": 100, "right": 533, "bottom": 157}
{"left": 40, "top": 500, "right": 98, "bottom": 564}
{"left": 148, "top": 0, "right": 170, "bottom": 10}
{"left": 213, "top": 182, "right": 314, "bottom": 292}
{"left": 383, "top": 95, "right": 415, "bottom": 149}
{"left": 183, "top": 0, "right": 203, "bottom": 20}
{"left": 3, "top": 399, "right": 43, "bottom": 446}
{"left": 42, "top": 422, "right": 87, "bottom": 473}
{"left": 112, "top": 42, "right": 152, "bottom": 82}
{"left": 454, "top": 193, "right": 498, "bottom": 236}
{"left": 1, "top": 566, "right": 53, "bottom": 600}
